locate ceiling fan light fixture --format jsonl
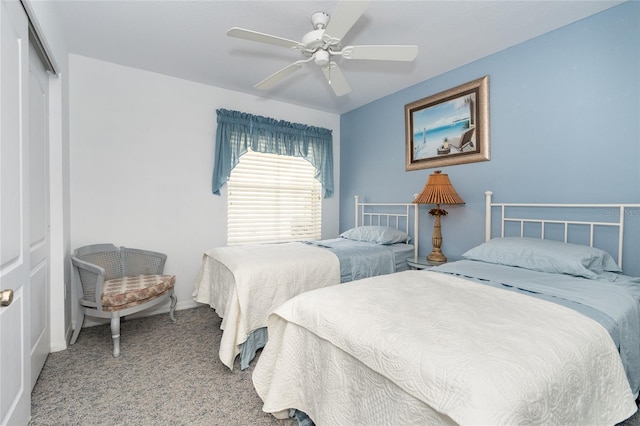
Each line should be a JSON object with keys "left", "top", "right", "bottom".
{"left": 314, "top": 50, "right": 330, "bottom": 66}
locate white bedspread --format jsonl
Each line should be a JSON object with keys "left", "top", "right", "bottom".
{"left": 253, "top": 270, "right": 637, "bottom": 425}
{"left": 193, "top": 242, "right": 340, "bottom": 369}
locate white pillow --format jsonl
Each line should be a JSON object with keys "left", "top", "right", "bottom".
{"left": 462, "top": 237, "right": 621, "bottom": 279}
{"left": 340, "top": 226, "right": 410, "bottom": 245}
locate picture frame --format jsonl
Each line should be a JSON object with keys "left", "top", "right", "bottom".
{"left": 405, "top": 76, "right": 490, "bottom": 171}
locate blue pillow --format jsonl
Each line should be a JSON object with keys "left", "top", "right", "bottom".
{"left": 462, "top": 237, "right": 621, "bottom": 279}
{"left": 340, "top": 226, "right": 410, "bottom": 245}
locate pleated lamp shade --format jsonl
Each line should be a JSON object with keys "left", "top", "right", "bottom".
{"left": 413, "top": 170, "right": 464, "bottom": 205}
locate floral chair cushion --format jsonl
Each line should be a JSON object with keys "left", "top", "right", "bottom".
{"left": 101, "top": 274, "right": 176, "bottom": 312}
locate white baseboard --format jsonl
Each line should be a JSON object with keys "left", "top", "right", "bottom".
{"left": 49, "top": 323, "right": 73, "bottom": 353}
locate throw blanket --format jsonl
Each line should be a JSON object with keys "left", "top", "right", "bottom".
{"left": 193, "top": 242, "right": 340, "bottom": 369}
{"left": 256, "top": 270, "right": 636, "bottom": 425}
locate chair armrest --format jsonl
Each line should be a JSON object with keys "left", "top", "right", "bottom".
{"left": 71, "top": 256, "right": 106, "bottom": 308}
{"left": 120, "top": 247, "right": 167, "bottom": 275}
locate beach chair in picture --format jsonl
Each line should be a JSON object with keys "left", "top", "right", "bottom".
{"left": 437, "top": 126, "right": 475, "bottom": 155}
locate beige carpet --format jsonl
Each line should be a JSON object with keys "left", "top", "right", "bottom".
{"left": 30, "top": 306, "right": 295, "bottom": 426}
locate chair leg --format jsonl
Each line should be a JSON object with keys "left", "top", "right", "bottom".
{"left": 169, "top": 294, "right": 177, "bottom": 323}
{"left": 70, "top": 309, "right": 85, "bottom": 345}
{"left": 110, "top": 316, "right": 121, "bottom": 358}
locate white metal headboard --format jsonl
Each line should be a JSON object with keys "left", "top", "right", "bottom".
{"left": 354, "top": 195, "right": 419, "bottom": 261}
{"left": 485, "top": 191, "right": 640, "bottom": 269}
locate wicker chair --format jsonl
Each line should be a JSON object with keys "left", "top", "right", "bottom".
{"left": 70, "top": 244, "right": 177, "bottom": 357}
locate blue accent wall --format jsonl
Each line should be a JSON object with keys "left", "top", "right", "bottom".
{"left": 340, "top": 2, "right": 640, "bottom": 275}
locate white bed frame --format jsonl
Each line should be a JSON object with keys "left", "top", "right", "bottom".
{"left": 354, "top": 195, "right": 419, "bottom": 261}
{"left": 350, "top": 192, "right": 638, "bottom": 271}
{"left": 485, "top": 191, "right": 640, "bottom": 269}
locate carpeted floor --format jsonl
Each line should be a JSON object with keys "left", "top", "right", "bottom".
{"left": 30, "top": 305, "right": 640, "bottom": 426}
{"left": 30, "top": 306, "right": 295, "bottom": 426}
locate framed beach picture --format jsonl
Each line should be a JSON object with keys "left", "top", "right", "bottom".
{"left": 405, "top": 76, "right": 490, "bottom": 171}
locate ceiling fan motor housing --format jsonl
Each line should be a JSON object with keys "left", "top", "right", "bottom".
{"left": 302, "top": 11, "right": 331, "bottom": 53}
{"left": 302, "top": 29, "right": 325, "bottom": 50}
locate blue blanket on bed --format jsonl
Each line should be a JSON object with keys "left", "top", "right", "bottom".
{"left": 304, "top": 238, "right": 395, "bottom": 283}
{"left": 433, "top": 260, "right": 640, "bottom": 397}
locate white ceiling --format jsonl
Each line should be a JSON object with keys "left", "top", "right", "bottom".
{"left": 46, "top": 0, "right": 623, "bottom": 114}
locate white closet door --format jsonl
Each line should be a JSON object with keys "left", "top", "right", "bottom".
{"left": 0, "top": 1, "right": 31, "bottom": 425}
{"left": 28, "top": 35, "right": 51, "bottom": 391}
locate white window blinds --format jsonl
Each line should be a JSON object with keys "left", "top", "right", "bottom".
{"left": 227, "top": 150, "right": 322, "bottom": 245}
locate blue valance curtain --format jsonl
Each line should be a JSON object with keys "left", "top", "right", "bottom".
{"left": 212, "top": 109, "right": 334, "bottom": 198}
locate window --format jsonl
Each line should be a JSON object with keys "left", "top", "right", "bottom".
{"left": 212, "top": 109, "right": 333, "bottom": 244}
{"left": 212, "top": 109, "right": 333, "bottom": 199}
{"left": 227, "top": 149, "right": 322, "bottom": 245}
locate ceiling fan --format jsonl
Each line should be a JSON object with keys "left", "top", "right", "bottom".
{"left": 227, "top": 1, "right": 418, "bottom": 97}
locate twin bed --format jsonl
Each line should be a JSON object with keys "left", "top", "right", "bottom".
{"left": 193, "top": 196, "right": 418, "bottom": 369}
{"left": 250, "top": 192, "right": 640, "bottom": 425}
{"left": 194, "top": 191, "right": 640, "bottom": 424}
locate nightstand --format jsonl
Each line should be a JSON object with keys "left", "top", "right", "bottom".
{"left": 407, "top": 256, "right": 461, "bottom": 270}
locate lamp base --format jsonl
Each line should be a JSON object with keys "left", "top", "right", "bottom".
{"left": 427, "top": 249, "right": 447, "bottom": 264}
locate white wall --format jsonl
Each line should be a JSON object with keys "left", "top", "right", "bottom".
{"left": 69, "top": 54, "right": 341, "bottom": 315}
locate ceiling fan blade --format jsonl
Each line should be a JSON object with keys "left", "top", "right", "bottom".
{"left": 341, "top": 45, "right": 419, "bottom": 61}
{"left": 227, "top": 27, "right": 300, "bottom": 49}
{"left": 323, "top": 0, "right": 369, "bottom": 43}
{"left": 255, "top": 59, "right": 310, "bottom": 90}
{"left": 322, "top": 62, "right": 351, "bottom": 97}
